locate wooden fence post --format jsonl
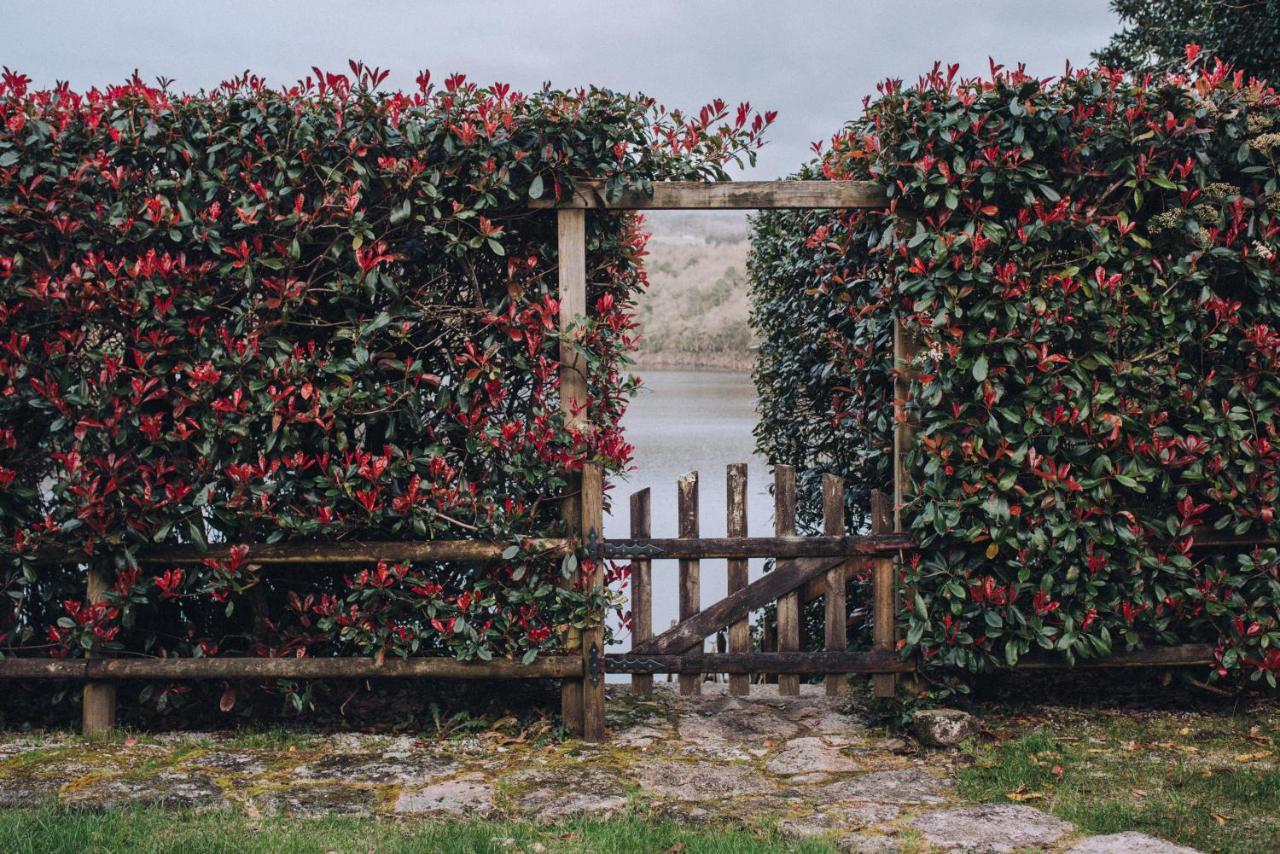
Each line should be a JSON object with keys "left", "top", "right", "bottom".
{"left": 581, "top": 461, "right": 606, "bottom": 741}
{"left": 822, "top": 474, "right": 847, "bottom": 697}
{"left": 630, "top": 488, "right": 652, "bottom": 697}
{"left": 557, "top": 207, "right": 587, "bottom": 736}
{"left": 774, "top": 465, "right": 800, "bottom": 696}
{"left": 726, "top": 464, "right": 750, "bottom": 696}
{"left": 870, "top": 489, "right": 897, "bottom": 698}
{"left": 893, "top": 316, "right": 920, "bottom": 531}
{"left": 82, "top": 562, "right": 116, "bottom": 735}
{"left": 677, "top": 471, "right": 700, "bottom": 695}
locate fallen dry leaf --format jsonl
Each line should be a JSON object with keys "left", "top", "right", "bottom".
{"left": 1211, "top": 812, "right": 1229, "bottom": 826}
{"left": 1234, "top": 751, "right": 1272, "bottom": 763}
{"left": 1005, "top": 790, "right": 1046, "bottom": 802}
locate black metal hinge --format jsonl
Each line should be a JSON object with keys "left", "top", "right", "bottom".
{"left": 587, "top": 642, "right": 602, "bottom": 685}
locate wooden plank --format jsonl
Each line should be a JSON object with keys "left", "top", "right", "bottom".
{"left": 558, "top": 206, "right": 588, "bottom": 737}
{"left": 823, "top": 474, "right": 848, "bottom": 697}
{"left": 0, "top": 656, "right": 582, "bottom": 680}
{"left": 602, "top": 534, "right": 913, "bottom": 560}
{"left": 726, "top": 464, "right": 751, "bottom": 696}
{"left": 82, "top": 563, "right": 116, "bottom": 735}
{"left": 1014, "top": 644, "right": 1217, "bottom": 669}
{"left": 607, "top": 651, "right": 913, "bottom": 675}
{"left": 530, "top": 180, "right": 888, "bottom": 210}
{"left": 581, "top": 462, "right": 607, "bottom": 742}
{"left": 871, "top": 489, "right": 897, "bottom": 699}
{"left": 633, "top": 553, "right": 843, "bottom": 657}
{"left": 630, "top": 489, "right": 653, "bottom": 697}
{"left": 35, "top": 538, "right": 575, "bottom": 567}
{"left": 775, "top": 465, "right": 800, "bottom": 695}
{"left": 677, "top": 471, "right": 701, "bottom": 696}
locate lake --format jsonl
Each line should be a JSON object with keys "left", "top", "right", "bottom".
{"left": 604, "top": 369, "right": 773, "bottom": 656}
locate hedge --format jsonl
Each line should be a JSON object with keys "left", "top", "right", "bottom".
{"left": 750, "top": 56, "right": 1280, "bottom": 688}
{"left": 0, "top": 63, "right": 771, "bottom": 708}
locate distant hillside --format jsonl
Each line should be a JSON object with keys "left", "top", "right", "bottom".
{"left": 633, "top": 211, "right": 754, "bottom": 372}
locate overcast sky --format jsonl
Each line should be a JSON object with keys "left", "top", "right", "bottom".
{"left": 4, "top": 1, "right": 1118, "bottom": 177}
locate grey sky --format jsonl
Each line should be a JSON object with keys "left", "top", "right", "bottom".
{"left": 4, "top": 1, "right": 1118, "bottom": 177}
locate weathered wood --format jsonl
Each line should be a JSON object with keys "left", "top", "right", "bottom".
{"left": 580, "top": 462, "right": 606, "bottom": 741}
{"left": 82, "top": 563, "right": 116, "bottom": 735}
{"left": 1015, "top": 644, "right": 1217, "bottom": 669}
{"left": 893, "top": 317, "right": 921, "bottom": 532}
{"left": 870, "top": 489, "right": 897, "bottom": 699}
{"left": 36, "top": 538, "right": 576, "bottom": 567}
{"left": 602, "top": 534, "right": 913, "bottom": 560}
{"left": 607, "top": 651, "right": 913, "bottom": 675}
{"left": 558, "top": 206, "right": 588, "bottom": 737}
{"left": 726, "top": 464, "right": 751, "bottom": 696}
{"left": 630, "top": 488, "right": 653, "bottom": 697}
{"left": 677, "top": 471, "right": 701, "bottom": 696}
{"left": 774, "top": 465, "right": 800, "bottom": 695}
{"left": 632, "top": 554, "right": 845, "bottom": 656}
{"left": 823, "top": 474, "right": 848, "bottom": 697}
{"left": 0, "top": 656, "right": 583, "bottom": 680}
{"left": 530, "top": 179, "right": 888, "bottom": 210}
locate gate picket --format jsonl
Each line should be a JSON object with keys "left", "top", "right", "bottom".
{"left": 726, "top": 464, "right": 750, "bottom": 695}
{"left": 774, "top": 465, "right": 800, "bottom": 696}
{"left": 630, "top": 488, "right": 653, "bottom": 697}
{"left": 677, "top": 471, "right": 700, "bottom": 695}
{"left": 822, "top": 474, "right": 848, "bottom": 696}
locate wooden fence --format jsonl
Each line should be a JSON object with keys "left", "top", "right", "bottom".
{"left": 2, "top": 178, "right": 1247, "bottom": 740}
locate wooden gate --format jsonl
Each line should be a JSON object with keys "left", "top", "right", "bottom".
{"left": 602, "top": 463, "right": 913, "bottom": 697}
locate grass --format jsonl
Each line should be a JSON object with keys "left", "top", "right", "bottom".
{"left": 0, "top": 807, "right": 831, "bottom": 854}
{"left": 956, "top": 705, "right": 1280, "bottom": 853}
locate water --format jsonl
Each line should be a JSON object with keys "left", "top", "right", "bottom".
{"left": 605, "top": 369, "right": 774, "bottom": 656}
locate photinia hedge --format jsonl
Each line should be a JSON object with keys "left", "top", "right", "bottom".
{"left": 0, "top": 62, "right": 771, "bottom": 707}
{"left": 751, "top": 54, "right": 1280, "bottom": 689}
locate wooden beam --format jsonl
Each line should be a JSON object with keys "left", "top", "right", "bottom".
{"left": 677, "top": 471, "right": 701, "bottom": 696}
{"left": 893, "top": 317, "right": 921, "bottom": 531}
{"left": 632, "top": 554, "right": 843, "bottom": 657}
{"left": 0, "top": 655, "right": 583, "bottom": 680}
{"left": 629, "top": 488, "right": 653, "bottom": 697}
{"left": 602, "top": 534, "right": 913, "bottom": 560}
{"left": 726, "top": 464, "right": 750, "bottom": 696}
{"left": 580, "top": 462, "right": 606, "bottom": 742}
{"left": 530, "top": 180, "right": 888, "bottom": 210}
{"left": 607, "top": 651, "right": 912, "bottom": 675}
{"left": 82, "top": 563, "right": 116, "bottom": 735}
{"left": 1015, "top": 644, "right": 1216, "bottom": 669}
{"left": 870, "top": 489, "right": 897, "bottom": 699}
{"left": 775, "top": 465, "right": 800, "bottom": 696}
{"left": 823, "top": 474, "right": 847, "bottom": 697}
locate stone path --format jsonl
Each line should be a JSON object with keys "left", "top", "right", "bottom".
{"left": 0, "top": 684, "right": 1200, "bottom": 852}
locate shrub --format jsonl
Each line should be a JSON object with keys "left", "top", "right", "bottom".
{"left": 750, "top": 57, "right": 1280, "bottom": 688}
{"left": 0, "top": 62, "right": 770, "bottom": 708}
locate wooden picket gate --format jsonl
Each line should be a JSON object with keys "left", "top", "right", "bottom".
{"left": 602, "top": 464, "right": 913, "bottom": 698}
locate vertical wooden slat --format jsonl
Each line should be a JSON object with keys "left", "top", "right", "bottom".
{"left": 677, "top": 471, "right": 700, "bottom": 696}
{"left": 82, "top": 563, "right": 116, "bottom": 735}
{"left": 726, "top": 464, "right": 750, "bottom": 696}
{"left": 557, "top": 207, "right": 587, "bottom": 736}
{"left": 630, "top": 488, "right": 653, "bottom": 697}
{"left": 871, "top": 489, "right": 897, "bottom": 699}
{"left": 774, "top": 465, "right": 800, "bottom": 696}
{"left": 822, "top": 474, "right": 847, "bottom": 697}
{"left": 580, "top": 462, "right": 606, "bottom": 741}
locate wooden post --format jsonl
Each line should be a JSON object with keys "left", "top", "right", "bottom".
{"left": 580, "top": 461, "right": 606, "bottom": 741}
{"left": 82, "top": 562, "right": 116, "bottom": 735}
{"left": 677, "top": 471, "right": 700, "bottom": 695}
{"left": 557, "top": 207, "right": 588, "bottom": 736}
{"left": 774, "top": 465, "right": 800, "bottom": 696}
{"left": 630, "top": 488, "right": 653, "bottom": 697}
{"left": 822, "top": 474, "right": 847, "bottom": 697}
{"left": 870, "top": 489, "right": 897, "bottom": 699}
{"left": 726, "top": 464, "right": 750, "bottom": 696}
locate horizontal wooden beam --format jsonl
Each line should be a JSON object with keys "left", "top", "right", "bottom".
{"left": 1016, "top": 644, "right": 1216, "bottom": 669}
{"left": 0, "top": 655, "right": 581, "bottom": 680}
{"left": 632, "top": 556, "right": 843, "bottom": 656}
{"left": 606, "top": 651, "right": 912, "bottom": 674}
{"left": 603, "top": 534, "right": 913, "bottom": 560}
{"left": 34, "top": 538, "right": 574, "bottom": 567}
{"left": 530, "top": 180, "right": 888, "bottom": 210}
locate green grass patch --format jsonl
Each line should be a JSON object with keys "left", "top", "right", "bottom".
{"left": 958, "top": 725, "right": 1280, "bottom": 853}
{"left": 0, "top": 807, "right": 834, "bottom": 854}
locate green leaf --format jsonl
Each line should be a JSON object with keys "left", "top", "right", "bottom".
{"left": 972, "top": 354, "right": 988, "bottom": 382}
